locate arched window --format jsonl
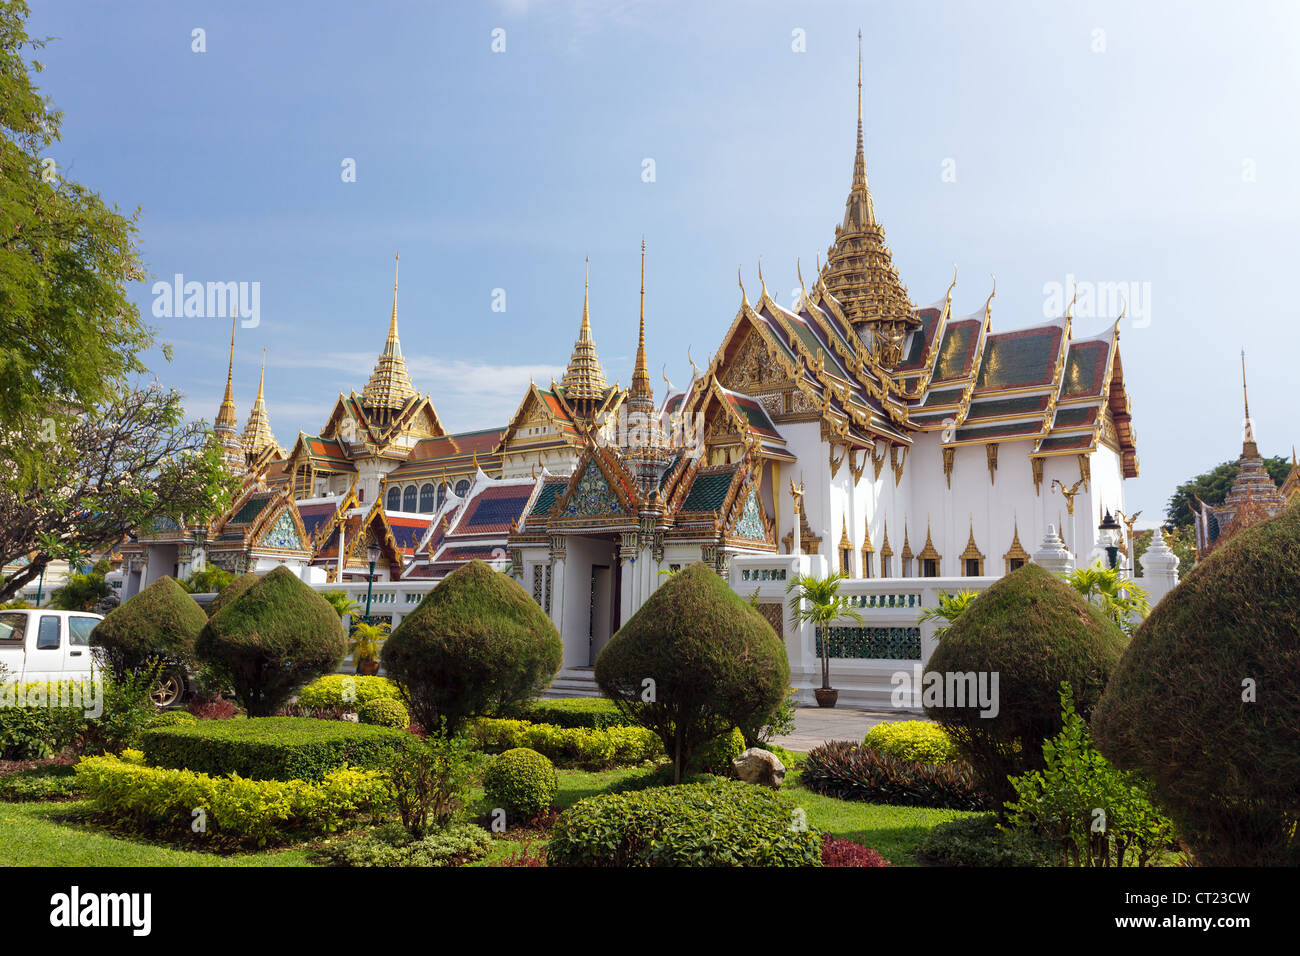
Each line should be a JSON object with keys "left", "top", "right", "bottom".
{"left": 437, "top": 484, "right": 447, "bottom": 508}
{"left": 402, "top": 485, "right": 417, "bottom": 512}
{"left": 454, "top": 479, "right": 470, "bottom": 498}
{"left": 419, "top": 483, "right": 435, "bottom": 513}
{"left": 386, "top": 487, "right": 401, "bottom": 512}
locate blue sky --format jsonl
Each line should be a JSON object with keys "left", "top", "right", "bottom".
{"left": 27, "top": 0, "right": 1300, "bottom": 520}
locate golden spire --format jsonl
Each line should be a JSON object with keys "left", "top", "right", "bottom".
{"left": 560, "top": 256, "right": 608, "bottom": 412}
{"left": 215, "top": 313, "right": 239, "bottom": 434}
{"left": 629, "top": 239, "right": 654, "bottom": 413}
{"left": 362, "top": 254, "right": 418, "bottom": 412}
{"left": 1241, "top": 349, "right": 1259, "bottom": 458}
{"left": 819, "top": 31, "right": 917, "bottom": 365}
{"left": 241, "top": 349, "right": 279, "bottom": 457}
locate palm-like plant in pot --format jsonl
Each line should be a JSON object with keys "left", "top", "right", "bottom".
{"left": 347, "top": 620, "right": 390, "bottom": 676}
{"left": 786, "top": 570, "right": 861, "bottom": 708}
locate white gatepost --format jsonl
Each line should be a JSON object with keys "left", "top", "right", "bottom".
{"left": 1138, "top": 527, "right": 1180, "bottom": 607}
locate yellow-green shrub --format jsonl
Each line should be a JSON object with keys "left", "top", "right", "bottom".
{"left": 74, "top": 753, "right": 389, "bottom": 846}
{"left": 469, "top": 718, "right": 660, "bottom": 769}
{"left": 862, "top": 721, "right": 958, "bottom": 765}
{"left": 295, "top": 675, "right": 401, "bottom": 712}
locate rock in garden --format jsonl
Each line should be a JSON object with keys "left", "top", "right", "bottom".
{"left": 733, "top": 748, "right": 785, "bottom": 789}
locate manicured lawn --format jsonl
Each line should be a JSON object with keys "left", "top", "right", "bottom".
{"left": 0, "top": 800, "right": 315, "bottom": 867}
{"left": 2, "top": 761, "right": 967, "bottom": 867}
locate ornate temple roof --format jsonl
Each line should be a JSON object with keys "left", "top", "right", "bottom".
{"left": 817, "top": 33, "right": 919, "bottom": 365}
{"left": 361, "top": 255, "right": 419, "bottom": 412}
{"left": 558, "top": 259, "right": 609, "bottom": 407}
{"left": 240, "top": 351, "right": 281, "bottom": 459}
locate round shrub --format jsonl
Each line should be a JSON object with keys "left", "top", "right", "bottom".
{"left": 296, "top": 675, "right": 401, "bottom": 712}
{"left": 204, "top": 571, "right": 260, "bottom": 619}
{"left": 1094, "top": 504, "right": 1300, "bottom": 866}
{"left": 91, "top": 576, "right": 206, "bottom": 678}
{"left": 358, "top": 697, "right": 409, "bottom": 729}
{"left": 862, "top": 720, "right": 957, "bottom": 764}
{"left": 595, "top": 562, "right": 789, "bottom": 783}
{"left": 548, "top": 779, "right": 822, "bottom": 867}
{"left": 381, "top": 560, "right": 562, "bottom": 735}
{"left": 689, "top": 727, "right": 746, "bottom": 776}
{"left": 195, "top": 566, "right": 346, "bottom": 717}
{"left": 924, "top": 562, "right": 1127, "bottom": 810}
{"left": 144, "top": 710, "right": 199, "bottom": 730}
{"left": 483, "top": 748, "right": 558, "bottom": 820}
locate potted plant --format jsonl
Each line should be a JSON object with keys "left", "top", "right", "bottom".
{"left": 347, "top": 620, "right": 390, "bottom": 676}
{"left": 786, "top": 570, "right": 861, "bottom": 708}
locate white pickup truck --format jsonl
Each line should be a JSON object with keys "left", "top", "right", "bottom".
{"left": 0, "top": 609, "right": 102, "bottom": 683}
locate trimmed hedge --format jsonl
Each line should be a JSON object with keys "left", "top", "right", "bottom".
{"left": 517, "top": 697, "right": 630, "bottom": 730}
{"left": 1094, "top": 504, "right": 1300, "bottom": 866}
{"left": 382, "top": 560, "right": 562, "bottom": 734}
{"left": 547, "top": 779, "right": 822, "bottom": 867}
{"left": 196, "top": 566, "right": 346, "bottom": 717}
{"left": 296, "top": 675, "right": 401, "bottom": 712}
{"left": 595, "top": 562, "right": 789, "bottom": 783}
{"left": 139, "top": 716, "right": 410, "bottom": 782}
{"left": 358, "top": 697, "right": 409, "bottom": 729}
{"left": 75, "top": 751, "right": 388, "bottom": 846}
{"left": 0, "top": 764, "right": 82, "bottom": 802}
{"left": 483, "top": 748, "right": 558, "bottom": 819}
{"left": 862, "top": 721, "right": 958, "bottom": 765}
{"left": 204, "top": 571, "right": 260, "bottom": 619}
{"left": 924, "top": 562, "right": 1127, "bottom": 809}
{"left": 144, "top": 710, "right": 198, "bottom": 730}
{"left": 469, "top": 718, "right": 661, "bottom": 769}
{"left": 91, "top": 575, "right": 206, "bottom": 677}
{"left": 801, "top": 741, "right": 990, "bottom": 811}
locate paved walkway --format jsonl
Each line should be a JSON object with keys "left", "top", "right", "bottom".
{"left": 771, "top": 705, "right": 920, "bottom": 753}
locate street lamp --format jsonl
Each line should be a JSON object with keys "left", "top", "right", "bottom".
{"left": 364, "top": 544, "right": 381, "bottom": 624}
{"left": 1098, "top": 509, "right": 1121, "bottom": 570}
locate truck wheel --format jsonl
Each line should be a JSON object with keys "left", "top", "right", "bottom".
{"left": 150, "top": 672, "right": 185, "bottom": 709}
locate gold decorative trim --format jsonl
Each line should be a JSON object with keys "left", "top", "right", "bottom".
{"left": 1004, "top": 519, "right": 1030, "bottom": 573}
{"left": 1031, "top": 456, "right": 1045, "bottom": 495}
{"left": 890, "top": 444, "right": 908, "bottom": 486}
{"left": 942, "top": 446, "right": 955, "bottom": 488}
{"left": 1078, "top": 453, "right": 1091, "bottom": 492}
{"left": 986, "top": 443, "right": 999, "bottom": 485}
{"left": 848, "top": 447, "right": 867, "bottom": 482}
{"left": 829, "top": 443, "right": 847, "bottom": 479}
{"left": 871, "top": 443, "right": 888, "bottom": 480}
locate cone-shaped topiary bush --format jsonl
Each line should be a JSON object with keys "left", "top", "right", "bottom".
{"left": 204, "top": 570, "right": 260, "bottom": 619}
{"left": 195, "top": 566, "right": 345, "bottom": 717}
{"left": 91, "top": 575, "right": 206, "bottom": 678}
{"left": 381, "top": 560, "right": 562, "bottom": 735}
{"left": 924, "top": 561, "right": 1127, "bottom": 811}
{"left": 1094, "top": 503, "right": 1300, "bottom": 866}
{"left": 595, "top": 561, "right": 789, "bottom": 783}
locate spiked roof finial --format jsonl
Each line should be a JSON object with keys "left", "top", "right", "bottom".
{"left": 629, "top": 239, "right": 654, "bottom": 413}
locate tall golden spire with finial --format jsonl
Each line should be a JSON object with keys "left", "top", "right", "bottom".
{"left": 241, "top": 349, "right": 280, "bottom": 457}
{"left": 819, "top": 30, "right": 918, "bottom": 367}
{"left": 362, "top": 254, "right": 418, "bottom": 413}
{"left": 559, "top": 256, "right": 609, "bottom": 417}
{"left": 629, "top": 239, "right": 654, "bottom": 413}
{"left": 214, "top": 314, "right": 245, "bottom": 469}
{"left": 1241, "top": 349, "right": 1259, "bottom": 458}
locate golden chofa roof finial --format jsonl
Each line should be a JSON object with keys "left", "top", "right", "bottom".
{"left": 757, "top": 256, "right": 767, "bottom": 297}
{"left": 738, "top": 267, "right": 749, "bottom": 308}
{"left": 796, "top": 257, "right": 808, "bottom": 306}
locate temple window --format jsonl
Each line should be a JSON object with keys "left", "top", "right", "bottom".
{"left": 419, "top": 483, "right": 435, "bottom": 513}
{"left": 922, "top": 558, "right": 939, "bottom": 578}
{"left": 386, "top": 487, "right": 401, "bottom": 512}
{"left": 403, "top": 485, "right": 417, "bottom": 512}
{"left": 454, "top": 479, "right": 470, "bottom": 497}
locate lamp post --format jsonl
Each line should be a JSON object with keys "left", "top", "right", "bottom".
{"left": 1098, "top": 509, "right": 1121, "bottom": 570}
{"left": 364, "top": 544, "right": 381, "bottom": 624}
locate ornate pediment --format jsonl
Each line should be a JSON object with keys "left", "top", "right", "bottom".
{"left": 722, "top": 331, "right": 785, "bottom": 393}
{"left": 562, "top": 462, "right": 623, "bottom": 518}
{"left": 732, "top": 490, "right": 767, "bottom": 541}
{"left": 260, "top": 510, "right": 304, "bottom": 551}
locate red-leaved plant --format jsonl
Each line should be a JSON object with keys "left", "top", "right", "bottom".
{"left": 821, "top": 834, "right": 891, "bottom": 867}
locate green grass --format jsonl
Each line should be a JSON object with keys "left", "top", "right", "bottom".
{"left": 1, "top": 760, "right": 968, "bottom": 867}
{"left": 0, "top": 801, "right": 315, "bottom": 867}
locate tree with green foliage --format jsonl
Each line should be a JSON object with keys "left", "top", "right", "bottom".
{"left": 786, "top": 569, "right": 861, "bottom": 695}
{"left": 49, "top": 558, "right": 112, "bottom": 610}
{"left": 0, "top": 0, "right": 237, "bottom": 604}
{"left": 1165, "top": 456, "right": 1290, "bottom": 529}
{"left": 91, "top": 575, "right": 206, "bottom": 678}
{"left": 195, "top": 566, "right": 345, "bottom": 717}
{"left": 319, "top": 589, "right": 360, "bottom": 619}
{"left": 382, "top": 560, "right": 562, "bottom": 735}
{"left": 181, "top": 566, "right": 233, "bottom": 595}
{"left": 924, "top": 562, "right": 1128, "bottom": 812}
{"left": 1094, "top": 503, "right": 1300, "bottom": 866}
{"left": 596, "top": 562, "right": 789, "bottom": 783}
